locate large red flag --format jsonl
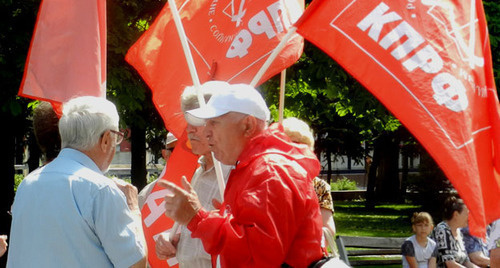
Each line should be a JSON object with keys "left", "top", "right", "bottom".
{"left": 296, "top": 0, "right": 500, "bottom": 236}
{"left": 126, "top": 0, "right": 304, "bottom": 139}
{"left": 19, "top": 0, "right": 107, "bottom": 104}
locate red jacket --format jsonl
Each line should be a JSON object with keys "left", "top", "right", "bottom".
{"left": 187, "top": 124, "right": 324, "bottom": 267}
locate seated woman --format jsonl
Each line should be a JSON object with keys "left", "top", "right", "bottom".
{"left": 431, "top": 196, "right": 478, "bottom": 268}
{"left": 461, "top": 226, "right": 490, "bottom": 267}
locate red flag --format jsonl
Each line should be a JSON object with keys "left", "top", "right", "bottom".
{"left": 296, "top": 0, "right": 500, "bottom": 236}
{"left": 19, "top": 0, "right": 107, "bottom": 103}
{"left": 126, "top": 0, "right": 304, "bottom": 139}
{"left": 140, "top": 131, "right": 199, "bottom": 268}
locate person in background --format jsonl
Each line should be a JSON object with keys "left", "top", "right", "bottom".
{"left": 401, "top": 212, "right": 438, "bottom": 268}
{"left": 488, "top": 219, "right": 500, "bottom": 268}
{"left": 431, "top": 196, "right": 478, "bottom": 268}
{"left": 155, "top": 81, "right": 232, "bottom": 267}
{"left": 282, "top": 117, "right": 337, "bottom": 255}
{"left": 33, "top": 101, "right": 61, "bottom": 164}
{"left": 159, "top": 82, "right": 325, "bottom": 267}
{"left": 461, "top": 226, "right": 490, "bottom": 267}
{"left": 0, "top": 235, "right": 7, "bottom": 257}
{"left": 7, "top": 96, "right": 146, "bottom": 267}
{"left": 138, "top": 132, "right": 178, "bottom": 209}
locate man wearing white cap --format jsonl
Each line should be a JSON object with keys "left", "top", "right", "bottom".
{"left": 154, "top": 82, "right": 232, "bottom": 267}
{"left": 159, "top": 82, "right": 325, "bottom": 267}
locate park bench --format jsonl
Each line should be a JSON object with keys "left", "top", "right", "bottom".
{"left": 335, "top": 235, "right": 406, "bottom": 266}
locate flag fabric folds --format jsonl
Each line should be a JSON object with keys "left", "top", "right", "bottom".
{"left": 19, "top": 0, "right": 107, "bottom": 104}
{"left": 296, "top": 0, "right": 500, "bottom": 236}
{"left": 126, "top": 0, "right": 304, "bottom": 139}
{"left": 140, "top": 131, "right": 199, "bottom": 268}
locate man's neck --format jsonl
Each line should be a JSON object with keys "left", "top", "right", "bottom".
{"left": 202, "top": 153, "right": 214, "bottom": 170}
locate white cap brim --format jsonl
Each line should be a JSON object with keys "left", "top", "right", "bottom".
{"left": 185, "top": 107, "right": 229, "bottom": 126}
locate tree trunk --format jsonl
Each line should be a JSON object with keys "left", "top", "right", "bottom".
{"left": 400, "top": 146, "right": 409, "bottom": 202}
{"left": 130, "top": 125, "right": 147, "bottom": 191}
{"left": 0, "top": 112, "right": 16, "bottom": 267}
{"left": 326, "top": 151, "right": 332, "bottom": 184}
{"left": 366, "top": 138, "right": 381, "bottom": 208}
{"left": 376, "top": 133, "right": 400, "bottom": 202}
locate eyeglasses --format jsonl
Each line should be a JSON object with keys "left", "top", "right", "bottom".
{"left": 109, "top": 130, "right": 125, "bottom": 144}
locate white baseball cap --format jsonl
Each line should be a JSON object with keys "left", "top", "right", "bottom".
{"left": 166, "top": 132, "right": 177, "bottom": 145}
{"left": 185, "top": 83, "right": 270, "bottom": 126}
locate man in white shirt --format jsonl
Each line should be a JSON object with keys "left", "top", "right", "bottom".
{"left": 155, "top": 82, "right": 231, "bottom": 267}
{"left": 7, "top": 96, "right": 146, "bottom": 268}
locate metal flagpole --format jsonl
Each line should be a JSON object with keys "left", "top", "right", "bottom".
{"left": 250, "top": 26, "right": 297, "bottom": 87}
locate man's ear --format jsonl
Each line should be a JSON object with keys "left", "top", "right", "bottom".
{"left": 100, "top": 130, "right": 113, "bottom": 152}
{"left": 242, "top": 116, "right": 257, "bottom": 137}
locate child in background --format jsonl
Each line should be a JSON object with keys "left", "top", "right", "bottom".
{"left": 402, "top": 212, "right": 438, "bottom": 268}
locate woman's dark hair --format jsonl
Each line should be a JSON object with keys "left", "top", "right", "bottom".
{"left": 443, "top": 196, "right": 465, "bottom": 220}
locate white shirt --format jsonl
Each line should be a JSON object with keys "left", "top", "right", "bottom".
{"left": 402, "top": 235, "right": 437, "bottom": 268}
{"left": 7, "top": 148, "right": 146, "bottom": 268}
{"left": 176, "top": 156, "right": 232, "bottom": 268}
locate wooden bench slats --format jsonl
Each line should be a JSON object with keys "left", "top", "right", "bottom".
{"left": 336, "top": 236, "right": 406, "bottom": 267}
{"left": 340, "top": 236, "right": 406, "bottom": 248}
{"left": 348, "top": 249, "right": 401, "bottom": 256}
{"left": 349, "top": 259, "right": 402, "bottom": 266}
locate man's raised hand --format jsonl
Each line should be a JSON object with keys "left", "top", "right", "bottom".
{"left": 158, "top": 176, "right": 202, "bottom": 225}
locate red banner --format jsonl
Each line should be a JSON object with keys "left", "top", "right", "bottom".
{"left": 141, "top": 131, "right": 199, "bottom": 267}
{"left": 126, "top": 0, "right": 304, "bottom": 139}
{"left": 19, "top": 0, "right": 106, "bottom": 103}
{"left": 296, "top": 0, "right": 500, "bottom": 236}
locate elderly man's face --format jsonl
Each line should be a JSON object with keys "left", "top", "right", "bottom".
{"left": 186, "top": 123, "right": 210, "bottom": 156}
{"left": 204, "top": 112, "right": 247, "bottom": 165}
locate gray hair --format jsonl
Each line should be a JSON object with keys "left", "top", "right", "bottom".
{"left": 181, "top": 81, "right": 228, "bottom": 112}
{"left": 59, "top": 96, "right": 119, "bottom": 151}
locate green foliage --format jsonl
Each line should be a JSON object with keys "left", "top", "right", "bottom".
{"left": 331, "top": 177, "right": 358, "bottom": 191}
{"left": 262, "top": 42, "right": 401, "bottom": 166}
{"left": 483, "top": 0, "right": 500, "bottom": 94}
{"left": 14, "top": 174, "right": 24, "bottom": 192}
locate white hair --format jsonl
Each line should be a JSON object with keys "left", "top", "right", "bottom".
{"left": 180, "top": 81, "right": 228, "bottom": 112}
{"left": 282, "top": 117, "right": 315, "bottom": 149}
{"left": 59, "top": 96, "right": 119, "bottom": 151}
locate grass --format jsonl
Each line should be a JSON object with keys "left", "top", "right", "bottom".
{"left": 333, "top": 200, "right": 420, "bottom": 267}
{"left": 334, "top": 200, "right": 418, "bottom": 237}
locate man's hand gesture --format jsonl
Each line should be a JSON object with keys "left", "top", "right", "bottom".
{"left": 158, "top": 176, "right": 202, "bottom": 225}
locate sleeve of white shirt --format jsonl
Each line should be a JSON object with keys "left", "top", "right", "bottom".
{"left": 92, "top": 185, "right": 146, "bottom": 268}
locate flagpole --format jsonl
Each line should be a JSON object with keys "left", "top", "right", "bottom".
{"left": 167, "top": 0, "right": 226, "bottom": 239}
{"left": 279, "top": 70, "right": 286, "bottom": 123}
{"left": 250, "top": 26, "right": 297, "bottom": 87}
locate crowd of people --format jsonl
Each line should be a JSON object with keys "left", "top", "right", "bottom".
{"left": 402, "top": 196, "right": 500, "bottom": 268}
{"left": 1, "top": 81, "right": 499, "bottom": 268}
